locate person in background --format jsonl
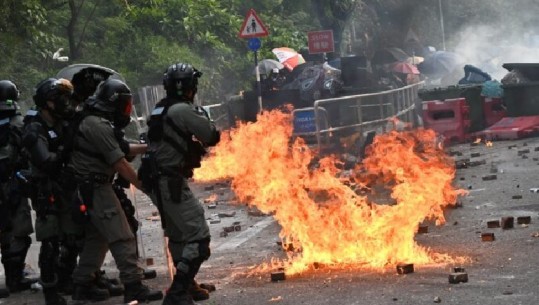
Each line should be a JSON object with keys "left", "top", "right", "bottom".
{"left": 0, "top": 80, "right": 36, "bottom": 298}
{"left": 22, "top": 78, "right": 81, "bottom": 305}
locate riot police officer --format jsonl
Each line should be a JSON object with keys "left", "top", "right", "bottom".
{"left": 68, "top": 78, "right": 162, "bottom": 303}
{"left": 22, "top": 78, "right": 82, "bottom": 305}
{"left": 0, "top": 80, "right": 35, "bottom": 297}
{"left": 142, "top": 63, "right": 220, "bottom": 305}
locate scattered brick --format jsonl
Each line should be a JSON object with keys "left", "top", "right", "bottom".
{"left": 234, "top": 225, "right": 242, "bottom": 231}
{"left": 501, "top": 217, "right": 514, "bottom": 230}
{"left": 219, "top": 231, "right": 228, "bottom": 238}
{"left": 223, "top": 226, "right": 235, "bottom": 233}
{"left": 481, "top": 232, "right": 495, "bottom": 242}
{"left": 471, "top": 153, "right": 481, "bottom": 158}
{"left": 396, "top": 264, "right": 414, "bottom": 274}
{"left": 482, "top": 174, "right": 497, "bottom": 181}
{"left": 207, "top": 204, "right": 217, "bottom": 209}
{"left": 453, "top": 267, "right": 465, "bottom": 273}
{"left": 512, "top": 195, "right": 523, "bottom": 200}
{"left": 271, "top": 271, "right": 286, "bottom": 282}
{"left": 455, "top": 161, "right": 468, "bottom": 169}
{"left": 312, "top": 262, "right": 326, "bottom": 269}
{"left": 204, "top": 185, "right": 215, "bottom": 191}
{"left": 518, "top": 149, "right": 530, "bottom": 155}
{"left": 469, "top": 160, "right": 486, "bottom": 167}
{"left": 535, "top": 147, "right": 539, "bottom": 152}
{"left": 448, "top": 272, "right": 468, "bottom": 284}
{"left": 146, "top": 258, "right": 154, "bottom": 266}
{"left": 209, "top": 219, "right": 221, "bottom": 224}
{"left": 517, "top": 216, "right": 531, "bottom": 225}
{"left": 417, "top": 226, "right": 429, "bottom": 234}
{"left": 522, "top": 155, "right": 529, "bottom": 159}
{"left": 152, "top": 211, "right": 159, "bottom": 217}
{"left": 459, "top": 177, "right": 465, "bottom": 181}
{"left": 487, "top": 220, "right": 500, "bottom": 228}
{"left": 508, "top": 145, "right": 516, "bottom": 149}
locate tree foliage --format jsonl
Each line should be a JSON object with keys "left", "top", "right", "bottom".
{"left": 1, "top": 0, "right": 535, "bottom": 105}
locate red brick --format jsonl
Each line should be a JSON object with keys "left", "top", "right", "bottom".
{"left": 481, "top": 232, "right": 495, "bottom": 242}
{"left": 271, "top": 271, "right": 286, "bottom": 282}
{"left": 396, "top": 264, "right": 414, "bottom": 274}
{"left": 487, "top": 220, "right": 500, "bottom": 228}
{"left": 501, "top": 217, "right": 514, "bottom": 230}
{"left": 517, "top": 216, "right": 531, "bottom": 224}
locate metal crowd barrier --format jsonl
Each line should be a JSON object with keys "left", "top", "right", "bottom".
{"left": 310, "top": 82, "right": 424, "bottom": 150}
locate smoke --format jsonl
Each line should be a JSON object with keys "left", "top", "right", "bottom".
{"left": 452, "top": 25, "right": 538, "bottom": 80}
{"left": 447, "top": 1, "right": 539, "bottom": 81}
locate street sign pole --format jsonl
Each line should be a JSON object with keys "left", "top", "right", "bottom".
{"left": 239, "top": 9, "right": 269, "bottom": 114}
{"left": 254, "top": 50, "right": 263, "bottom": 113}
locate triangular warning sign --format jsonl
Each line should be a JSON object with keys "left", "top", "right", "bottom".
{"left": 239, "top": 9, "right": 269, "bottom": 39}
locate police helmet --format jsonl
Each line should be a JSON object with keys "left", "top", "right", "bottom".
{"left": 33, "top": 78, "right": 74, "bottom": 118}
{"left": 163, "top": 63, "right": 202, "bottom": 99}
{"left": 89, "top": 78, "right": 133, "bottom": 128}
{"left": 0, "top": 80, "right": 19, "bottom": 112}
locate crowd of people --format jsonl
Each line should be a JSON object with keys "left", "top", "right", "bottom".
{"left": 0, "top": 62, "right": 220, "bottom": 305}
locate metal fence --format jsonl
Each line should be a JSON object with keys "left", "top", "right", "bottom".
{"left": 311, "top": 82, "right": 424, "bottom": 150}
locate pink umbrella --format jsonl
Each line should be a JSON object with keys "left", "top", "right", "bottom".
{"left": 390, "top": 62, "right": 420, "bottom": 75}
{"left": 272, "top": 47, "right": 306, "bottom": 71}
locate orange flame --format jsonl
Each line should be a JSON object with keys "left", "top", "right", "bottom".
{"left": 195, "top": 110, "right": 467, "bottom": 275}
{"left": 474, "top": 138, "right": 482, "bottom": 144}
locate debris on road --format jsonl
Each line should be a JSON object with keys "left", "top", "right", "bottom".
{"left": 517, "top": 216, "right": 531, "bottom": 224}
{"left": 418, "top": 225, "right": 429, "bottom": 234}
{"left": 433, "top": 296, "right": 442, "bottom": 303}
{"left": 512, "top": 195, "right": 523, "bottom": 199}
{"left": 482, "top": 174, "right": 497, "bottom": 181}
{"left": 271, "top": 271, "right": 286, "bottom": 282}
{"left": 501, "top": 217, "right": 514, "bottom": 230}
{"left": 487, "top": 220, "right": 500, "bottom": 228}
{"left": 481, "top": 232, "right": 495, "bottom": 242}
{"left": 448, "top": 272, "right": 468, "bottom": 284}
{"left": 396, "top": 264, "right": 414, "bottom": 274}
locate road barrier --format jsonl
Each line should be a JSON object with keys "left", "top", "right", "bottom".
{"left": 307, "top": 82, "right": 424, "bottom": 150}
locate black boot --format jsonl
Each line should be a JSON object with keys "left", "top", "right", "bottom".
{"left": 72, "top": 283, "right": 110, "bottom": 302}
{"left": 163, "top": 275, "right": 196, "bottom": 305}
{"left": 123, "top": 281, "right": 163, "bottom": 303}
{"left": 189, "top": 279, "right": 209, "bottom": 301}
{"left": 43, "top": 287, "right": 67, "bottom": 305}
{"left": 95, "top": 271, "right": 124, "bottom": 297}
{"left": 3, "top": 259, "right": 35, "bottom": 293}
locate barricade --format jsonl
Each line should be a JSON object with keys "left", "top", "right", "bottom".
{"left": 422, "top": 98, "right": 471, "bottom": 145}
{"left": 482, "top": 97, "right": 506, "bottom": 127}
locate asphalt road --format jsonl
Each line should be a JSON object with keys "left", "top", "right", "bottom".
{"left": 3, "top": 137, "right": 539, "bottom": 305}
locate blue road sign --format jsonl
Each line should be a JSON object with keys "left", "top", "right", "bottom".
{"left": 248, "top": 38, "right": 261, "bottom": 51}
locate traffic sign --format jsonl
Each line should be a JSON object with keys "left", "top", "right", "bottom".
{"left": 239, "top": 9, "right": 269, "bottom": 39}
{"left": 248, "top": 38, "right": 261, "bottom": 51}
{"left": 307, "top": 30, "right": 335, "bottom": 54}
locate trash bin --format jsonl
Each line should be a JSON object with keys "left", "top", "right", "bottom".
{"left": 502, "top": 81, "right": 539, "bottom": 116}
{"left": 501, "top": 63, "right": 539, "bottom": 117}
{"left": 418, "top": 84, "right": 484, "bottom": 132}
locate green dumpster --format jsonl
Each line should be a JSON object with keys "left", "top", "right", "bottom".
{"left": 501, "top": 64, "right": 539, "bottom": 117}
{"left": 418, "top": 84, "right": 484, "bottom": 132}
{"left": 502, "top": 81, "right": 539, "bottom": 117}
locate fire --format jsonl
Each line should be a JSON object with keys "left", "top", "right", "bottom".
{"left": 473, "top": 138, "right": 482, "bottom": 144}
{"left": 486, "top": 141, "right": 493, "bottom": 147}
{"left": 194, "top": 110, "right": 467, "bottom": 275}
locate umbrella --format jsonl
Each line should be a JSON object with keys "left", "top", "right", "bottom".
{"left": 56, "top": 63, "right": 125, "bottom": 82}
{"left": 253, "top": 59, "right": 284, "bottom": 75}
{"left": 418, "top": 51, "right": 463, "bottom": 77}
{"left": 272, "top": 47, "right": 306, "bottom": 71}
{"left": 390, "top": 62, "right": 420, "bottom": 75}
{"left": 372, "top": 47, "right": 409, "bottom": 65}
{"left": 406, "top": 56, "right": 424, "bottom": 65}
